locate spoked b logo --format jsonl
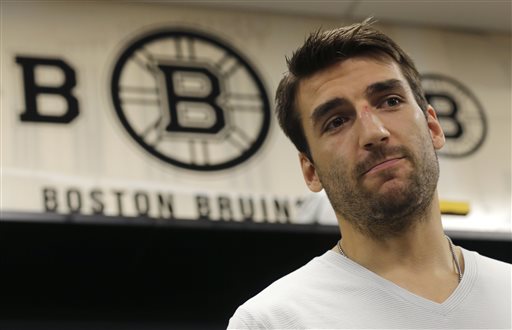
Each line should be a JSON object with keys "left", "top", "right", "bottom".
{"left": 421, "top": 74, "right": 487, "bottom": 157}
{"left": 111, "top": 29, "right": 271, "bottom": 171}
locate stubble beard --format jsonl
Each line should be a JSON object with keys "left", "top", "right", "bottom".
{"left": 319, "top": 142, "right": 440, "bottom": 241}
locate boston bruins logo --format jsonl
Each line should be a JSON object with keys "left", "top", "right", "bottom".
{"left": 111, "top": 29, "right": 271, "bottom": 171}
{"left": 422, "top": 74, "right": 487, "bottom": 157}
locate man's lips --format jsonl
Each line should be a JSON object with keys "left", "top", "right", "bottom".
{"left": 362, "top": 157, "right": 405, "bottom": 176}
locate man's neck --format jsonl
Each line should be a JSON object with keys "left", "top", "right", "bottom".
{"left": 335, "top": 194, "right": 463, "bottom": 303}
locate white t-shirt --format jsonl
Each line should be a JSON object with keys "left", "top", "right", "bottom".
{"left": 228, "top": 248, "right": 511, "bottom": 329}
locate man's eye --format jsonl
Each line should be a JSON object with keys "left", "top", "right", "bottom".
{"left": 325, "top": 116, "right": 348, "bottom": 131}
{"left": 382, "top": 97, "right": 402, "bottom": 108}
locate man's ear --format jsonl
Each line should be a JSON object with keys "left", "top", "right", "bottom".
{"left": 426, "top": 105, "right": 445, "bottom": 150}
{"left": 299, "top": 152, "right": 323, "bottom": 192}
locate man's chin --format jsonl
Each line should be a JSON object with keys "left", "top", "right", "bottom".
{"left": 375, "top": 189, "right": 426, "bottom": 220}
{"left": 363, "top": 175, "right": 409, "bottom": 196}
{"left": 364, "top": 182, "right": 417, "bottom": 214}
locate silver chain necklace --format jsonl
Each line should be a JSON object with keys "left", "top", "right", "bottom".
{"left": 337, "top": 235, "right": 463, "bottom": 283}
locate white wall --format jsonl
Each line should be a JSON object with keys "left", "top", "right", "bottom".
{"left": 1, "top": 2, "right": 510, "bottom": 237}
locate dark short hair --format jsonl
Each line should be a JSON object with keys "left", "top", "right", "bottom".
{"left": 275, "top": 18, "right": 428, "bottom": 160}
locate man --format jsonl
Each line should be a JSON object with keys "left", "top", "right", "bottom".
{"left": 228, "top": 19, "right": 511, "bottom": 329}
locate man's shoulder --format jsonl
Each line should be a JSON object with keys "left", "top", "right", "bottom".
{"left": 464, "top": 247, "right": 511, "bottom": 284}
{"left": 469, "top": 248, "right": 511, "bottom": 269}
{"left": 228, "top": 251, "right": 338, "bottom": 329}
{"left": 243, "top": 251, "right": 333, "bottom": 303}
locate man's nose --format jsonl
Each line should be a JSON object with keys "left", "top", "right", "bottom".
{"left": 358, "top": 108, "right": 390, "bottom": 150}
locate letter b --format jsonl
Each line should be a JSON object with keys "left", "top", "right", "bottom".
{"left": 16, "top": 56, "right": 79, "bottom": 123}
{"left": 426, "top": 93, "right": 463, "bottom": 139}
{"left": 158, "top": 64, "right": 225, "bottom": 134}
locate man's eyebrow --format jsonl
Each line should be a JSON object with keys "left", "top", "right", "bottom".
{"left": 365, "top": 79, "right": 405, "bottom": 98}
{"left": 310, "top": 97, "right": 349, "bottom": 127}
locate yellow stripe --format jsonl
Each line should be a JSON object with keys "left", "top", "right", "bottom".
{"left": 440, "top": 200, "right": 470, "bottom": 215}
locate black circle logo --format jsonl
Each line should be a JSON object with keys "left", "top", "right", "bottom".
{"left": 421, "top": 74, "right": 487, "bottom": 157}
{"left": 111, "top": 29, "right": 271, "bottom": 171}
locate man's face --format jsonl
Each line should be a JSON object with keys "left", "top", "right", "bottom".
{"left": 296, "top": 57, "right": 445, "bottom": 238}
